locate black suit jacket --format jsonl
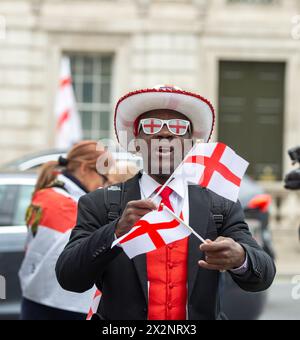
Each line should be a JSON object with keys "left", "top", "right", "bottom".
{"left": 56, "top": 173, "right": 276, "bottom": 320}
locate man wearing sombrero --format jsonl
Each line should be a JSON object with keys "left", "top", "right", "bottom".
{"left": 57, "top": 86, "right": 275, "bottom": 320}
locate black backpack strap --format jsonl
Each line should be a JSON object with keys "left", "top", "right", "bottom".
{"left": 207, "top": 190, "right": 228, "bottom": 232}
{"left": 103, "top": 183, "right": 124, "bottom": 223}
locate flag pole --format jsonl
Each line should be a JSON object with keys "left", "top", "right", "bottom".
{"left": 161, "top": 204, "right": 207, "bottom": 244}
{"left": 162, "top": 206, "right": 225, "bottom": 272}
{"left": 151, "top": 140, "right": 202, "bottom": 202}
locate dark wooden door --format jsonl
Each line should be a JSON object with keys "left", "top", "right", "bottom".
{"left": 218, "top": 61, "right": 285, "bottom": 181}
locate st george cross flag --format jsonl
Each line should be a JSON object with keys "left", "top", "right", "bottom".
{"left": 112, "top": 208, "right": 191, "bottom": 259}
{"left": 175, "top": 143, "right": 249, "bottom": 202}
{"left": 55, "top": 57, "right": 83, "bottom": 149}
{"left": 86, "top": 289, "right": 102, "bottom": 321}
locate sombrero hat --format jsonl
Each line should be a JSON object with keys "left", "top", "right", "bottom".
{"left": 114, "top": 85, "right": 215, "bottom": 150}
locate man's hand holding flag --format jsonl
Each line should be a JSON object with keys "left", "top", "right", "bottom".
{"left": 112, "top": 204, "right": 193, "bottom": 259}
{"left": 113, "top": 142, "right": 249, "bottom": 260}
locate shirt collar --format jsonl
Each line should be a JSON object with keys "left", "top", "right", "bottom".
{"left": 140, "top": 172, "right": 185, "bottom": 199}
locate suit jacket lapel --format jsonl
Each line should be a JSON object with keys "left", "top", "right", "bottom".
{"left": 120, "top": 172, "right": 142, "bottom": 211}
{"left": 188, "top": 186, "right": 210, "bottom": 299}
{"left": 121, "top": 173, "right": 148, "bottom": 304}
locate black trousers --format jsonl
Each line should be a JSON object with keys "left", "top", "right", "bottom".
{"left": 20, "top": 298, "right": 86, "bottom": 321}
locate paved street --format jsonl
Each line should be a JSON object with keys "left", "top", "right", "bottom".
{"left": 260, "top": 280, "right": 300, "bottom": 320}
{"left": 259, "top": 223, "right": 300, "bottom": 320}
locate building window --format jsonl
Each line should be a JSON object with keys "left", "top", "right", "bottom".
{"left": 69, "top": 54, "right": 113, "bottom": 140}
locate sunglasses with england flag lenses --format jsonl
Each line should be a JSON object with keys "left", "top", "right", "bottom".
{"left": 138, "top": 118, "right": 191, "bottom": 136}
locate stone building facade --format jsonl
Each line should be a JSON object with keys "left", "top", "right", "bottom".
{"left": 0, "top": 0, "right": 300, "bottom": 182}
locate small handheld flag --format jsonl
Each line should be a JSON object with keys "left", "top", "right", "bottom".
{"left": 173, "top": 142, "right": 249, "bottom": 202}
{"left": 112, "top": 206, "right": 194, "bottom": 259}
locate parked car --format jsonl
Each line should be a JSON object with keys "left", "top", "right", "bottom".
{"left": 0, "top": 151, "right": 275, "bottom": 320}
{"left": 0, "top": 149, "right": 143, "bottom": 172}
{"left": 0, "top": 172, "right": 36, "bottom": 320}
{"left": 0, "top": 150, "right": 67, "bottom": 172}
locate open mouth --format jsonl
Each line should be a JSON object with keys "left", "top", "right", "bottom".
{"left": 155, "top": 146, "right": 175, "bottom": 157}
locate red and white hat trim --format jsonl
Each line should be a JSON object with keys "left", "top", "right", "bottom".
{"left": 114, "top": 86, "right": 215, "bottom": 150}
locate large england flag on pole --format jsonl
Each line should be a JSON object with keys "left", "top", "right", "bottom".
{"left": 112, "top": 208, "right": 192, "bottom": 259}
{"left": 174, "top": 143, "right": 249, "bottom": 202}
{"left": 55, "top": 57, "right": 83, "bottom": 149}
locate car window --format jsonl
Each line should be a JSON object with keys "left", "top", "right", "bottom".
{"left": 13, "top": 185, "right": 34, "bottom": 226}
{"left": 0, "top": 185, "right": 18, "bottom": 226}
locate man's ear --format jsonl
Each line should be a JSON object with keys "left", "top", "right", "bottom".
{"left": 133, "top": 139, "right": 141, "bottom": 153}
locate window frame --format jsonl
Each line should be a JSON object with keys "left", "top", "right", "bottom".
{"left": 69, "top": 54, "right": 114, "bottom": 140}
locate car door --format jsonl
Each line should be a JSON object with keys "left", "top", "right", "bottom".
{"left": 0, "top": 181, "right": 34, "bottom": 319}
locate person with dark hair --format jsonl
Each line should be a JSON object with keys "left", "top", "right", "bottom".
{"left": 19, "top": 141, "right": 113, "bottom": 320}
{"left": 56, "top": 86, "right": 276, "bottom": 320}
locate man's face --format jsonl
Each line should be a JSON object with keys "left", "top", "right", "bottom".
{"left": 136, "top": 109, "right": 193, "bottom": 179}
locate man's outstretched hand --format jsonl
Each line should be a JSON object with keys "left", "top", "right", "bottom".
{"left": 198, "top": 237, "right": 246, "bottom": 272}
